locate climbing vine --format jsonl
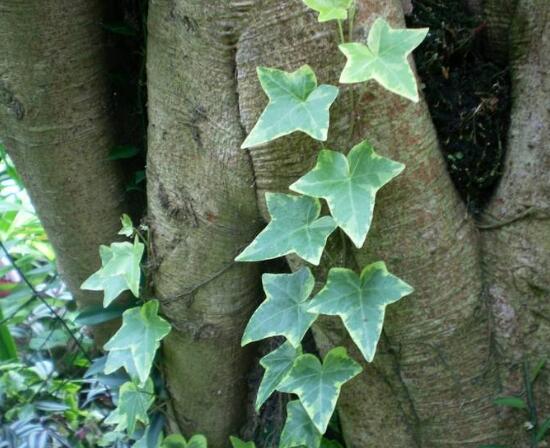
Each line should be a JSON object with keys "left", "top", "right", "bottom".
{"left": 235, "top": 2, "right": 428, "bottom": 446}
{"left": 82, "top": 1, "right": 428, "bottom": 446}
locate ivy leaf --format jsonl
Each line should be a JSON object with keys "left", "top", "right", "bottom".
{"left": 308, "top": 262, "right": 413, "bottom": 362}
{"left": 241, "top": 65, "right": 339, "bottom": 148}
{"left": 104, "top": 300, "right": 171, "bottom": 384}
{"left": 161, "top": 434, "right": 207, "bottom": 448}
{"left": 235, "top": 193, "right": 337, "bottom": 265}
{"left": 339, "top": 18, "right": 429, "bottom": 102}
{"left": 81, "top": 237, "right": 144, "bottom": 306}
{"left": 277, "top": 347, "right": 362, "bottom": 433}
{"left": 280, "top": 400, "right": 322, "bottom": 448}
{"left": 118, "top": 213, "right": 134, "bottom": 237}
{"left": 229, "top": 436, "right": 256, "bottom": 448}
{"left": 256, "top": 341, "right": 302, "bottom": 411}
{"left": 117, "top": 379, "right": 154, "bottom": 435}
{"left": 242, "top": 268, "right": 317, "bottom": 348}
{"left": 290, "top": 140, "right": 404, "bottom": 247}
{"left": 303, "top": 0, "right": 353, "bottom": 22}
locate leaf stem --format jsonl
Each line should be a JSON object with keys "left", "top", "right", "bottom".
{"left": 348, "top": 1, "right": 356, "bottom": 41}
{"left": 337, "top": 20, "right": 345, "bottom": 44}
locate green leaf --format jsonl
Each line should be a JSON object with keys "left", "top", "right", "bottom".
{"left": 280, "top": 400, "right": 322, "bottom": 448}
{"left": 321, "top": 439, "right": 344, "bottom": 448}
{"left": 493, "top": 396, "right": 528, "bottom": 409}
{"left": 339, "top": 18, "right": 429, "bottom": 102}
{"left": 104, "top": 300, "right": 171, "bottom": 384}
{"left": 290, "top": 140, "right": 404, "bottom": 247}
{"left": 75, "top": 303, "right": 130, "bottom": 326}
{"left": 235, "top": 193, "right": 337, "bottom": 265}
{"left": 161, "top": 434, "right": 207, "bottom": 448}
{"left": 108, "top": 145, "right": 140, "bottom": 160}
{"left": 536, "top": 418, "right": 550, "bottom": 442}
{"left": 303, "top": 0, "right": 353, "bottom": 22}
{"left": 81, "top": 237, "right": 144, "bottom": 306}
{"left": 241, "top": 65, "right": 339, "bottom": 148}
{"left": 308, "top": 262, "right": 413, "bottom": 362}
{"left": 0, "top": 307, "right": 17, "bottom": 361}
{"left": 229, "top": 436, "right": 255, "bottom": 448}
{"left": 242, "top": 268, "right": 317, "bottom": 347}
{"left": 118, "top": 213, "right": 134, "bottom": 237}
{"left": 277, "top": 347, "right": 362, "bottom": 433}
{"left": 256, "top": 341, "right": 302, "bottom": 411}
{"left": 117, "top": 379, "right": 154, "bottom": 435}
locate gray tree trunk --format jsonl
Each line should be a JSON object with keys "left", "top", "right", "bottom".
{"left": 0, "top": 0, "right": 127, "bottom": 343}
{"left": 146, "top": 1, "right": 262, "bottom": 444}
{"left": 480, "top": 0, "right": 550, "bottom": 444}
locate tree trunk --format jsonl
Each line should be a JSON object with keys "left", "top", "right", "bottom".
{"left": 146, "top": 1, "right": 262, "bottom": 444}
{"left": 0, "top": 0, "right": 127, "bottom": 343}
{"left": 480, "top": 0, "right": 550, "bottom": 444}
{"left": 236, "top": 1, "right": 500, "bottom": 446}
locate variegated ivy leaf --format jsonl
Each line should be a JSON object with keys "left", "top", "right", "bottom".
{"left": 280, "top": 400, "right": 322, "bottom": 448}
{"left": 303, "top": 0, "right": 353, "bottom": 22}
{"left": 117, "top": 379, "right": 154, "bottom": 435}
{"left": 256, "top": 341, "right": 302, "bottom": 411}
{"left": 118, "top": 213, "right": 134, "bottom": 237}
{"left": 290, "top": 139, "right": 404, "bottom": 248}
{"left": 241, "top": 65, "right": 339, "bottom": 148}
{"left": 229, "top": 436, "right": 256, "bottom": 448}
{"left": 339, "top": 18, "right": 429, "bottom": 102}
{"left": 235, "top": 193, "right": 337, "bottom": 265}
{"left": 242, "top": 268, "right": 317, "bottom": 348}
{"left": 308, "top": 262, "right": 413, "bottom": 362}
{"left": 277, "top": 347, "right": 362, "bottom": 433}
{"left": 81, "top": 236, "right": 144, "bottom": 307}
{"left": 104, "top": 300, "right": 171, "bottom": 385}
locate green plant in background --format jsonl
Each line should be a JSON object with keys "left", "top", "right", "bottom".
{"left": 482, "top": 360, "right": 549, "bottom": 448}
{"left": 0, "top": 149, "right": 116, "bottom": 447}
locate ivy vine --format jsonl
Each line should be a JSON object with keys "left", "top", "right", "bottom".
{"left": 234, "top": 2, "right": 427, "bottom": 446}
{"left": 81, "top": 1, "right": 428, "bottom": 446}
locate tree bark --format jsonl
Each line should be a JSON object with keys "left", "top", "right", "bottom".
{"left": 146, "top": 1, "right": 262, "bottom": 444}
{"left": 236, "top": 1, "right": 500, "bottom": 446}
{"left": 0, "top": 0, "right": 127, "bottom": 343}
{"left": 481, "top": 0, "right": 550, "bottom": 443}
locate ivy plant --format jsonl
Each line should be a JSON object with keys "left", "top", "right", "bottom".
{"left": 234, "top": 4, "right": 427, "bottom": 447}
{"left": 339, "top": 17, "right": 429, "bottom": 102}
{"left": 81, "top": 216, "right": 192, "bottom": 446}
{"left": 290, "top": 140, "right": 404, "bottom": 247}
{"left": 241, "top": 65, "right": 339, "bottom": 148}
{"left": 81, "top": 4, "right": 427, "bottom": 447}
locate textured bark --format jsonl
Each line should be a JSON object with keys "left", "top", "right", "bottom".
{"left": 236, "top": 1, "right": 500, "bottom": 446}
{"left": 482, "top": 0, "right": 519, "bottom": 63}
{"left": 0, "top": 1, "right": 126, "bottom": 343}
{"left": 481, "top": 0, "right": 550, "bottom": 444}
{"left": 146, "top": 1, "right": 262, "bottom": 445}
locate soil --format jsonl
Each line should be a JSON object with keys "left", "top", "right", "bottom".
{"left": 407, "top": 0, "right": 511, "bottom": 214}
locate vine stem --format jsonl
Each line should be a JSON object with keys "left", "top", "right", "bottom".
{"left": 337, "top": 20, "right": 345, "bottom": 44}
{"left": 348, "top": 1, "right": 356, "bottom": 41}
